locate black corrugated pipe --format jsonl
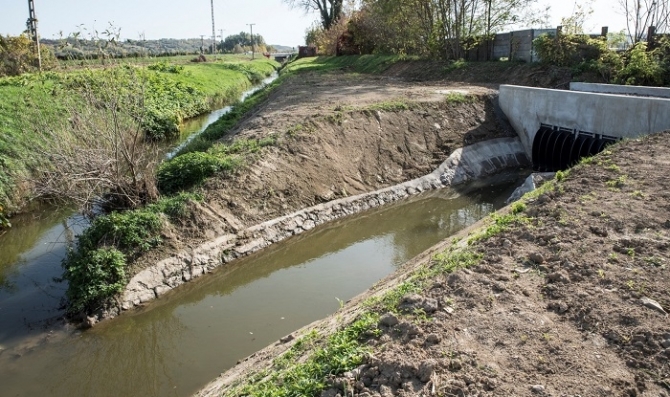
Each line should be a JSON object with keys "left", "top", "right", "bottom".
{"left": 532, "top": 125, "right": 619, "bottom": 171}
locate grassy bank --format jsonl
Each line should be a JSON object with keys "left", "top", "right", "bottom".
{"left": 283, "top": 54, "right": 417, "bottom": 75}
{"left": 0, "top": 58, "right": 277, "bottom": 218}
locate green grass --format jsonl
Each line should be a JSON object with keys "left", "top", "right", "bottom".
{"left": 233, "top": 313, "right": 378, "bottom": 397}
{"left": 0, "top": 58, "right": 277, "bottom": 217}
{"left": 282, "top": 54, "right": 416, "bottom": 75}
{"left": 366, "top": 99, "right": 412, "bottom": 111}
{"left": 444, "top": 92, "right": 476, "bottom": 104}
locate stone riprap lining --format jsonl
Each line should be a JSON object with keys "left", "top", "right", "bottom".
{"left": 114, "top": 137, "right": 529, "bottom": 317}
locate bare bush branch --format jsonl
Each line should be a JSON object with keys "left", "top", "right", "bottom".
{"left": 31, "top": 68, "right": 160, "bottom": 216}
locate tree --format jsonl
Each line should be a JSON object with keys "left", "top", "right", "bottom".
{"left": 352, "top": 0, "right": 543, "bottom": 58}
{"left": 284, "top": 0, "right": 344, "bottom": 29}
{"left": 0, "top": 34, "right": 54, "bottom": 76}
{"left": 559, "top": 0, "right": 594, "bottom": 35}
{"left": 220, "top": 32, "right": 266, "bottom": 53}
{"left": 620, "top": 0, "right": 670, "bottom": 42}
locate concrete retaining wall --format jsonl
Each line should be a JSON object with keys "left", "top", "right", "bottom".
{"left": 108, "top": 137, "right": 529, "bottom": 319}
{"left": 570, "top": 82, "right": 670, "bottom": 99}
{"left": 499, "top": 85, "right": 670, "bottom": 159}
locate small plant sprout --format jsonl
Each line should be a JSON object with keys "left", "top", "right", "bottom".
{"left": 511, "top": 201, "right": 526, "bottom": 214}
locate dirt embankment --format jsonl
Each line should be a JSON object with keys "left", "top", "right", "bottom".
{"left": 143, "top": 73, "right": 515, "bottom": 265}
{"left": 199, "top": 132, "right": 670, "bottom": 397}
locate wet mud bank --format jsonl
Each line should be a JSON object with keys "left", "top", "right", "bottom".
{"left": 109, "top": 137, "right": 529, "bottom": 319}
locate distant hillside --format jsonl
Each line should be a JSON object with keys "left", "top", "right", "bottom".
{"left": 41, "top": 38, "right": 207, "bottom": 59}
{"left": 41, "top": 38, "right": 298, "bottom": 59}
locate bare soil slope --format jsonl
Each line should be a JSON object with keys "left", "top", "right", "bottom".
{"left": 200, "top": 132, "right": 670, "bottom": 397}
{"left": 152, "top": 73, "right": 514, "bottom": 254}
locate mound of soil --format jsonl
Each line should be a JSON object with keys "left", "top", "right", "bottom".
{"left": 200, "top": 132, "right": 670, "bottom": 397}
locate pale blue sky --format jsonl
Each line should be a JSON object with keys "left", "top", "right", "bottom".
{"left": 0, "top": 0, "right": 627, "bottom": 47}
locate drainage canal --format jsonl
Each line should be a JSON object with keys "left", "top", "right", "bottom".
{"left": 0, "top": 172, "right": 526, "bottom": 397}
{"left": 532, "top": 124, "right": 619, "bottom": 171}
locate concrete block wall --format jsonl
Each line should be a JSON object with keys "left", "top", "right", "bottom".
{"left": 570, "top": 82, "right": 670, "bottom": 99}
{"left": 499, "top": 84, "right": 670, "bottom": 160}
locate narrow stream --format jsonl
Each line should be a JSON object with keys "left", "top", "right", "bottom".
{"left": 0, "top": 173, "right": 525, "bottom": 397}
{"left": 165, "top": 72, "right": 278, "bottom": 159}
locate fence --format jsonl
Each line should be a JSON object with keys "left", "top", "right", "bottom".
{"left": 460, "top": 26, "right": 611, "bottom": 62}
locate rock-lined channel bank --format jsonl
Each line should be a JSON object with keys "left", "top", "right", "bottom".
{"left": 115, "top": 137, "right": 528, "bottom": 319}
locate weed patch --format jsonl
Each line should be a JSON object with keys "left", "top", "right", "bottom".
{"left": 233, "top": 313, "right": 379, "bottom": 397}
{"left": 444, "top": 92, "right": 475, "bottom": 104}
{"left": 62, "top": 192, "right": 202, "bottom": 313}
{"left": 157, "top": 152, "right": 238, "bottom": 194}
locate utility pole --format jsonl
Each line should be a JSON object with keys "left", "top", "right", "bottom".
{"left": 219, "top": 29, "right": 224, "bottom": 54}
{"left": 210, "top": 0, "right": 217, "bottom": 58}
{"left": 247, "top": 23, "right": 256, "bottom": 60}
{"left": 200, "top": 35, "right": 205, "bottom": 55}
{"left": 26, "top": 0, "right": 42, "bottom": 71}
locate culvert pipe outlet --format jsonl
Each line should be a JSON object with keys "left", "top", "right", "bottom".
{"left": 532, "top": 124, "right": 619, "bottom": 171}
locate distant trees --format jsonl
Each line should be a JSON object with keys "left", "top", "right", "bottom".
{"left": 284, "top": 0, "right": 344, "bottom": 29}
{"left": 219, "top": 32, "right": 267, "bottom": 53}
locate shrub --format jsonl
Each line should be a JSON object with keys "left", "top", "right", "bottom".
{"left": 62, "top": 208, "right": 162, "bottom": 313}
{"left": 157, "top": 152, "right": 237, "bottom": 194}
{"left": 616, "top": 42, "right": 664, "bottom": 86}
{"left": 147, "top": 61, "right": 185, "bottom": 74}
{"left": 80, "top": 210, "right": 163, "bottom": 253}
{"left": 149, "top": 192, "right": 202, "bottom": 220}
{"left": 534, "top": 34, "right": 615, "bottom": 68}
{"left": 63, "top": 247, "right": 127, "bottom": 313}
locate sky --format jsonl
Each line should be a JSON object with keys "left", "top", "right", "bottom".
{"left": 0, "top": 0, "right": 629, "bottom": 47}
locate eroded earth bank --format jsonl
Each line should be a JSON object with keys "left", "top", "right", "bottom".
{"left": 111, "top": 71, "right": 527, "bottom": 315}
{"left": 197, "top": 129, "right": 670, "bottom": 396}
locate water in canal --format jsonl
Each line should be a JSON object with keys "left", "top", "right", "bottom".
{"left": 0, "top": 72, "right": 281, "bottom": 352}
{"left": 0, "top": 172, "right": 525, "bottom": 397}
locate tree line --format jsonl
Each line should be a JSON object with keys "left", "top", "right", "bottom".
{"left": 291, "top": 0, "right": 670, "bottom": 58}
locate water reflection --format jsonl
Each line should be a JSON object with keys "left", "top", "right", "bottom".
{"left": 0, "top": 173, "right": 525, "bottom": 397}
{"left": 0, "top": 208, "right": 85, "bottom": 346}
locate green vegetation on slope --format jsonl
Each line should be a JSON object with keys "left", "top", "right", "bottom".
{"left": 283, "top": 54, "right": 416, "bottom": 75}
{"left": 0, "top": 58, "right": 277, "bottom": 218}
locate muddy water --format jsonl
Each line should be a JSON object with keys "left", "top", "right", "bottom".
{"left": 0, "top": 173, "right": 524, "bottom": 397}
{"left": 0, "top": 206, "right": 86, "bottom": 346}
{"left": 0, "top": 72, "right": 280, "bottom": 346}
{"left": 166, "top": 72, "right": 279, "bottom": 159}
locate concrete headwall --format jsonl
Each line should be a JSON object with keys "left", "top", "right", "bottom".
{"left": 570, "top": 82, "right": 670, "bottom": 99}
{"left": 499, "top": 85, "right": 670, "bottom": 159}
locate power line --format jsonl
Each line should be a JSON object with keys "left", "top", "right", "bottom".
{"left": 26, "top": 0, "right": 42, "bottom": 71}
{"left": 210, "top": 0, "right": 216, "bottom": 58}
{"left": 247, "top": 23, "right": 255, "bottom": 60}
